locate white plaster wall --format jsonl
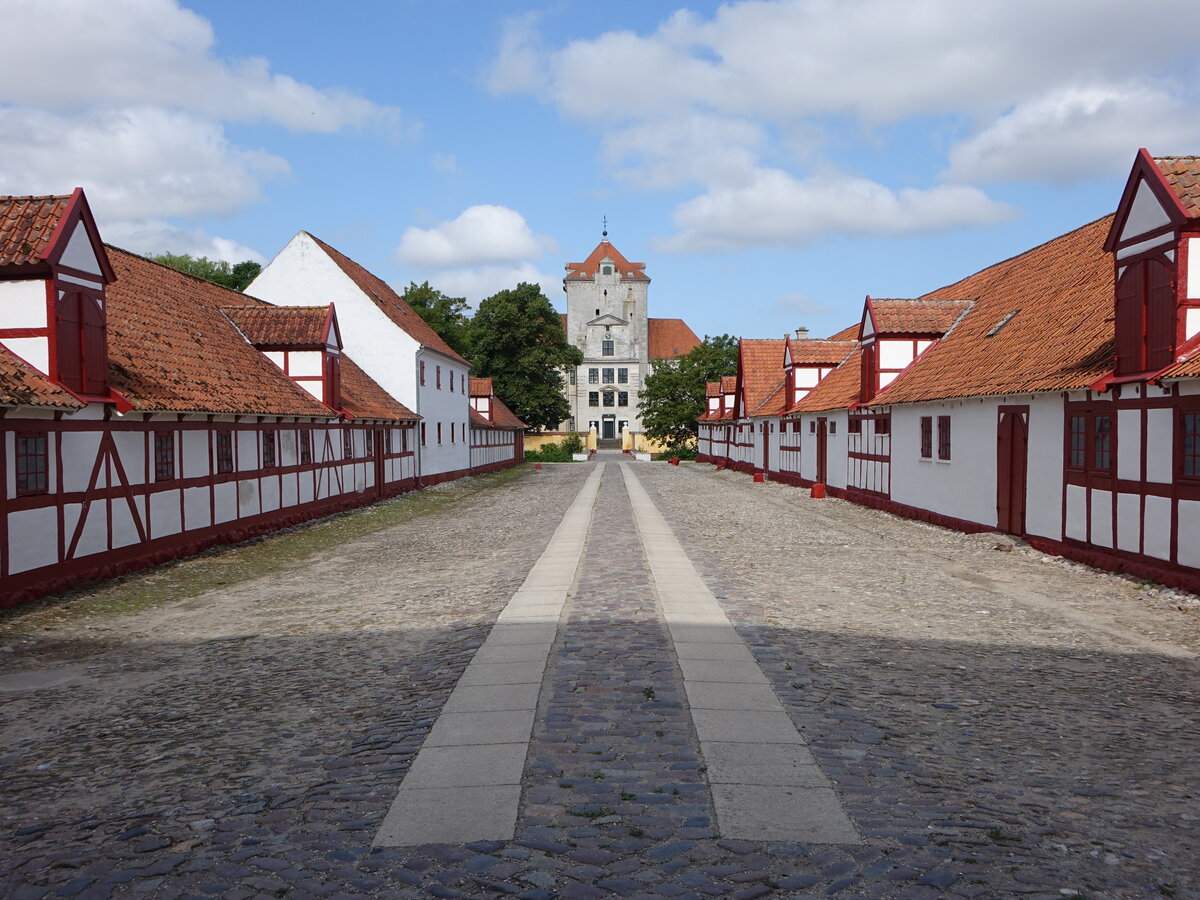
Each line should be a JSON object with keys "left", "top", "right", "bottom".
{"left": 150, "top": 490, "right": 180, "bottom": 538}
{"left": 281, "top": 473, "right": 298, "bottom": 508}
{"left": 261, "top": 476, "right": 280, "bottom": 512}
{"left": 1117, "top": 410, "right": 1141, "bottom": 481}
{"left": 890, "top": 401, "right": 999, "bottom": 526}
{"left": 8, "top": 508, "right": 57, "bottom": 573}
{"left": 1116, "top": 493, "right": 1141, "bottom": 553}
{"left": 2, "top": 337, "right": 49, "bottom": 374}
{"left": 418, "top": 352, "right": 472, "bottom": 477}
{"left": 183, "top": 431, "right": 208, "bottom": 479}
{"left": 1122, "top": 180, "right": 1172, "bottom": 240}
{"left": 213, "top": 482, "right": 238, "bottom": 524}
{"left": 237, "top": 434, "right": 259, "bottom": 472}
{"left": 62, "top": 432, "right": 102, "bottom": 492}
{"left": 1144, "top": 494, "right": 1172, "bottom": 561}
{"left": 110, "top": 500, "right": 141, "bottom": 548}
{"left": 290, "top": 351, "right": 322, "bottom": 376}
{"left": 248, "top": 232, "right": 422, "bottom": 409}
{"left": 113, "top": 432, "right": 145, "bottom": 484}
{"left": 1179, "top": 500, "right": 1200, "bottom": 568}
{"left": 238, "top": 479, "right": 259, "bottom": 517}
{"left": 1089, "top": 489, "right": 1113, "bottom": 548}
{"left": 1065, "top": 484, "right": 1087, "bottom": 540}
{"left": 0, "top": 280, "right": 47, "bottom": 329}
{"left": 184, "top": 486, "right": 210, "bottom": 530}
{"left": 1145, "top": 408, "right": 1173, "bottom": 483}
{"left": 1025, "top": 396, "right": 1065, "bottom": 540}
{"left": 60, "top": 221, "right": 103, "bottom": 274}
{"left": 69, "top": 501, "right": 107, "bottom": 558}
{"left": 879, "top": 341, "right": 913, "bottom": 370}
{"left": 279, "top": 430, "right": 297, "bottom": 467}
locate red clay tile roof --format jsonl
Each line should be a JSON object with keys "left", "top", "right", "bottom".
{"left": 469, "top": 407, "right": 491, "bottom": 428}
{"left": 648, "top": 318, "right": 701, "bottom": 359}
{"left": 869, "top": 298, "right": 972, "bottom": 335}
{"left": 826, "top": 323, "right": 860, "bottom": 341}
{"left": 750, "top": 380, "right": 786, "bottom": 417}
{"left": 340, "top": 356, "right": 419, "bottom": 421}
{"left": 705, "top": 381, "right": 720, "bottom": 398}
{"left": 565, "top": 240, "right": 648, "bottom": 281}
{"left": 222, "top": 305, "right": 331, "bottom": 347}
{"left": 870, "top": 215, "right": 1116, "bottom": 406}
{"left": 488, "top": 395, "right": 528, "bottom": 429}
{"left": 738, "top": 338, "right": 786, "bottom": 418}
{"left": 0, "top": 194, "right": 69, "bottom": 268}
{"left": 790, "top": 339, "right": 857, "bottom": 366}
{"left": 469, "top": 376, "right": 493, "bottom": 397}
{"left": 0, "top": 345, "right": 84, "bottom": 410}
{"left": 304, "top": 232, "right": 468, "bottom": 365}
{"left": 1155, "top": 156, "right": 1200, "bottom": 218}
{"left": 793, "top": 346, "right": 864, "bottom": 413}
{"left": 720, "top": 375, "right": 737, "bottom": 392}
{"left": 105, "top": 247, "right": 336, "bottom": 417}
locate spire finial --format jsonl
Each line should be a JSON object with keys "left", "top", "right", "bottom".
{"left": 602, "top": 215, "right": 608, "bottom": 239}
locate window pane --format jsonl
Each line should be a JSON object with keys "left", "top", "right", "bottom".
{"left": 588, "top": 368, "right": 598, "bottom": 383}
{"left": 588, "top": 391, "right": 599, "bottom": 407}
{"left": 618, "top": 368, "right": 628, "bottom": 383}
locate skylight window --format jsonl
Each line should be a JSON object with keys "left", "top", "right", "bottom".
{"left": 987, "top": 310, "right": 1020, "bottom": 337}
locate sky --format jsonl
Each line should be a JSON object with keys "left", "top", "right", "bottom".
{"left": 2, "top": 0, "right": 1199, "bottom": 342}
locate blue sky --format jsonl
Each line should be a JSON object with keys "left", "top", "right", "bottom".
{"left": 2, "top": 0, "right": 1198, "bottom": 341}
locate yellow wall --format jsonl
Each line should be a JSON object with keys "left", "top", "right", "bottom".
{"left": 524, "top": 431, "right": 589, "bottom": 453}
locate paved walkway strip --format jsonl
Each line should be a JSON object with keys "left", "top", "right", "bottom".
{"left": 619, "top": 463, "right": 861, "bottom": 844}
{"left": 373, "top": 464, "right": 606, "bottom": 846}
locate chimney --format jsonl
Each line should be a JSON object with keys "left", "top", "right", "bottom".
{"left": 794, "top": 327, "right": 810, "bottom": 341}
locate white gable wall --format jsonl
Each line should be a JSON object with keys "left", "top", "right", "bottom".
{"left": 247, "top": 233, "right": 421, "bottom": 409}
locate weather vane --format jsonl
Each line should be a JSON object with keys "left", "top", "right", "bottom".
{"left": 602, "top": 215, "right": 608, "bottom": 239}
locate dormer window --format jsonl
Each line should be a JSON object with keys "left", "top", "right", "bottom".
{"left": 602, "top": 265, "right": 613, "bottom": 275}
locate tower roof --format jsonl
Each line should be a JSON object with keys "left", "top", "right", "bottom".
{"left": 564, "top": 240, "right": 649, "bottom": 282}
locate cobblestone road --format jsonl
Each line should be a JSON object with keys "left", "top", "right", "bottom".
{"left": 2, "top": 458, "right": 1198, "bottom": 899}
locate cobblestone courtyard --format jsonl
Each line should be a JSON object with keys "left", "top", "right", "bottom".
{"left": 2, "top": 457, "right": 1198, "bottom": 899}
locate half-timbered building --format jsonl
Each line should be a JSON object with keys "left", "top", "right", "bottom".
{"left": 468, "top": 376, "right": 526, "bottom": 474}
{"left": 699, "top": 150, "right": 1200, "bottom": 593}
{"left": 1, "top": 191, "right": 420, "bottom": 606}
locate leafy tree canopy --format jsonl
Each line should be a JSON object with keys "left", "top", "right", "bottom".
{"left": 469, "top": 282, "right": 583, "bottom": 431}
{"left": 638, "top": 334, "right": 740, "bottom": 446}
{"left": 401, "top": 281, "right": 472, "bottom": 359}
{"left": 150, "top": 253, "right": 261, "bottom": 291}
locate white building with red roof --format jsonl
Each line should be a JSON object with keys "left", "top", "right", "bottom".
{"left": 0, "top": 191, "right": 421, "bottom": 606}
{"left": 561, "top": 235, "right": 700, "bottom": 443}
{"left": 247, "top": 232, "right": 475, "bottom": 484}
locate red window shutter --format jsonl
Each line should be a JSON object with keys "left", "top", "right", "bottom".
{"left": 937, "top": 415, "right": 951, "bottom": 460}
{"left": 920, "top": 416, "right": 932, "bottom": 458}
{"left": 1114, "top": 265, "right": 1144, "bottom": 375}
{"left": 1145, "top": 258, "right": 1176, "bottom": 370}
{"left": 325, "top": 352, "right": 341, "bottom": 409}
{"left": 81, "top": 293, "right": 108, "bottom": 395}
{"left": 860, "top": 343, "right": 876, "bottom": 402}
{"left": 55, "top": 292, "right": 83, "bottom": 391}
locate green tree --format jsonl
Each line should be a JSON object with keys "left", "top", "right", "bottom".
{"left": 638, "top": 334, "right": 740, "bottom": 446}
{"left": 469, "top": 283, "right": 583, "bottom": 430}
{"left": 151, "top": 253, "right": 261, "bottom": 291}
{"left": 401, "top": 281, "right": 472, "bottom": 358}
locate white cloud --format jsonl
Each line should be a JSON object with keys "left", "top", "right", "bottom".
{"left": 602, "top": 114, "right": 765, "bottom": 190}
{"left": 657, "top": 168, "right": 1015, "bottom": 253}
{"left": 0, "top": 107, "right": 289, "bottom": 221}
{"left": 430, "top": 153, "right": 459, "bottom": 173}
{"left": 944, "top": 82, "right": 1200, "bottom": 183}
{"left": 421, "top": 263, "right": 562, "bottom": 306}
{"left": 0, "top": 0, "right": 406, "bottom": 134}
{"left": 486, "top": 12, "right": 548, "bottom": 95}
{"left": 396, "top": 205, "right": 551, "bottom": 268}
{"left": 102, "top": 219, "right": 265, "bottom": 263}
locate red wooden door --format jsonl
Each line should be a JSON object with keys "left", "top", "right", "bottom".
{"left": 996, "top": 407, "right": 1029, "bottom": 535}
{"left": 762, "top": 423, "right": 770, "bottom": 472}
{"left": 816, "top": 418, "right": 828, "bottom": 484}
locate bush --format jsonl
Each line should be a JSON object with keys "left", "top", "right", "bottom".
{"left": 664, "top": 443, "right": 697, "bottom": 461}
{"left": 525, "top": 441, "right": 573, "bottom": 462}
{"left": 561, "top": 433, "right": 584, "bottom": 455}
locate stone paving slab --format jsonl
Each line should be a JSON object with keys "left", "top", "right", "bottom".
{"left": 373, "top": 784, "right": 522, "bottom": 845}
{"left": 400, "top": 743, "right": 529, "bottom": 788}
{"left": 440, "top": 681, "right": 541, "bottom": 712}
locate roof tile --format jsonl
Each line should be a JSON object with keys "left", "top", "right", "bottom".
{"left": 0, "top": 194, "right": 70, "bottom": 268}
{"left": 739, "top": 338, "right": 786, "bottom": 418}
{"left": 648, "top": 318, "right": 701, "bottom": 359}
{"left": 869, "top": 298, "right": 971, "bottom": 335}
{"left": 565, "top": 240, "right": 648, "bottom": 281}
{"left": 222, "top": 305, "right": 330, "bottom": 347}
{"left": 1154, "top": 156, "right": 1200, "bottom": 218}
{"left": 0, "top": 345, "right": 84, "bottom": 410}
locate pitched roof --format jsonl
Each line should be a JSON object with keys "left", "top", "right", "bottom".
{"left": 1155, "top": 156, "right": 1200, "bottom": 217}
{"left": 222, "top": 305, "right": 331, "bottom": 347}
{"left": 868, "top": 298, "right": 972, "bottom": 335}
{"left": 790, "top": 339, "right": 857, "bottom": 366}
{"left": 303, "top": 232, "right": 468, "bottom": 364}
{"left": 720, "top": 375, "right": 737, "bottom": 392}
{"left": 339, "top": 356, "right": 419, "bottom": 421}
{"left": 793, "top": 346, "right": 864, "bottom": 413}
{"left": 565, "top": 240, "right": 648, "bottom": 281}
{"left": 0, "top": 346, "right": 84, "bottom": 410}
{"left": 104, "top": 247, "right": 336, "bottom": 417}
{"left": 469, "top": 376, "right": 493, "bottom": 396}
{"left": 647, "top": 317, "right": 701, "bottom": 359}
{"left": 705, "top": 381, "right": 720, "bottom": 398}
{"left": 488, "top": 394, "right": 528, "bottom": 429}
{"left": 738, "top": 338, "right": 786, "bottom": 418}
{"left": 869, "top": 215, "right": 1116, "bottom": 406}
{"left": 0, "top": 194, "right": 69, "bottom": 268}
{"left": 826, "top": 323, "right": 860, "bottom": 341}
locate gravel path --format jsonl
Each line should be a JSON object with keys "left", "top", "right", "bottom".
{"left": 1, "top": 458, "right": 1197, "bottom": 899}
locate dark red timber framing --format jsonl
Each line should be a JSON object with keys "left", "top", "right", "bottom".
{"left": 1, "top": 416, "right": 419, "bottom": 607}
